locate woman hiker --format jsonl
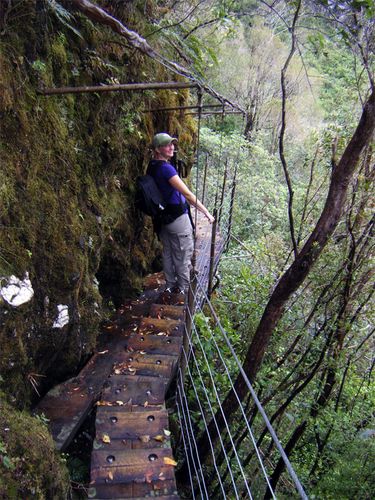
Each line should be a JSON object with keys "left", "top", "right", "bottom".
{"left": 147, "top": 132, "right": 215, "bottom": 295}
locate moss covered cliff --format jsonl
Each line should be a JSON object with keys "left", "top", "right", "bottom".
{"left": 0, "top": 1, "right": 196, "bottom": 495}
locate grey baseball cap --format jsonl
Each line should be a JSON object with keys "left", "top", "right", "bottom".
{"left": 152, "top": 133, "right": 178, "bottom": 148}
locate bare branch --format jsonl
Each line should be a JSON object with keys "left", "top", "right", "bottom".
{"left": 278, "top": 0, "right": 302, "bottom": 258}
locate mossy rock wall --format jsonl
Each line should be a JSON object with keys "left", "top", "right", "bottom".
{"left": 0, "top": 396, "right": 70, "bottom": 499}
{"left": 0, "top": 1, "right": 196, "bottom": 405}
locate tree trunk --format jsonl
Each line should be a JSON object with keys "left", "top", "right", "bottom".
{"left": 244, "top": 89, "right": 375, "bottom": 382}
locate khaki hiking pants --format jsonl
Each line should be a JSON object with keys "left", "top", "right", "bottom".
{"left": 160, "top": 213, "right": 194, "bottom": 292}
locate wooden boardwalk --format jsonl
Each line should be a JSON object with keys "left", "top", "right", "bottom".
{"left": 35, "top": 212, "right": 224, "bottom": 499}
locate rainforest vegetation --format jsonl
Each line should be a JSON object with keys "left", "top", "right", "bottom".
{"left": 0, "top": 0, "right": 374, "bottom": 498}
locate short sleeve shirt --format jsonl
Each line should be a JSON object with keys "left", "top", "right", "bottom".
{"left": 147, "top": 159, "right": 187, "bottom": 206}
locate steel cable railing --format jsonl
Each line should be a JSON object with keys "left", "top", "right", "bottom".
{"left": 175, "top": 134, "right": 306, "bottom": 498}
{"left": 179, "top": 283, "right": 275, "bottom": 498}
{"left": 177, "top": 353, "right": 229, "bottom": 498}
{"left": 175, "top": 273, "right": 308, "bottom": 499}
{"left": 179, "top": 274, "right": 307, "bottom": 499}
{"left": 183, "top": 305, "right": 256, "bottom": 498}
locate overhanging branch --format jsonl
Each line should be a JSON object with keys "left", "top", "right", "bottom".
{"left": 61, "top": 0, "right": 245, "bottom": 112}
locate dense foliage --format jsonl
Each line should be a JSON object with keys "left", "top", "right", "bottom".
{"left": 165, "top": 1, "right": 374, "bottom": 497}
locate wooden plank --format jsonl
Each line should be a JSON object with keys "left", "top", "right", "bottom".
{"left": 91, "top": 447, "right": 177, "bottom": 482}
{"left": 112, "top": 352, "right": 178, "bottom": 369}
{"left": 116, "top": 300, "right": 153, "bottom": 320}
{"left": 100, "top": 375, "right": 169, "bottom": 406}
{"left": 95, "top": 408, "right": 170, "bottom": 443}
{"left": 157, "top": 292, "right": 186, "bottom": 306}
{"left": 111, "top": 354, "right": 177, "bottom": 379}
{"left": 35, "top": 377, "right": 101, "bottom": 450}
{"left": 143, "top": 271, "right": 165, "bottom": 289}
{"left": 93, "top": 437, "right": 170, "bottom": 451}
{"left": 138, "top": 317, "right": 184, "bottom": 337}
{"left": 124, "top": 334, "right": 183, "bottom": 356}
{"left": 87, "top": 482, "right": 178, "bottom": 499}
{"left": 149, "top": 304, "right": 186, "bottom": 321}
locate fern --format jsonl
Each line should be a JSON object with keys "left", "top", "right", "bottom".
{"left": 46, "top": 0, "right": 83, "bottom": 38}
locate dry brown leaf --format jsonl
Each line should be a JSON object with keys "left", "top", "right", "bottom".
{"left": 115, "top": 400, "right": 124, "bottom": 406}
{"left": 164, "top": 457, "right": 177, "bottom": 466}
{"left": 144, "top": 401, "right": 149, "bottom": 407}
{"left": 139, "top": 435, "right": 151, "bottom": 443}
{"left": 102, "top": 433, "right": 111, "bottom": 443}
{"left": 108, "top": 470, "right": 113, "bottom": 480}
{"left": 96, "top": 401, "right": 113, "bottom": 406}
{"left": 154, "top": 435, "right": 164, "bottom": 442}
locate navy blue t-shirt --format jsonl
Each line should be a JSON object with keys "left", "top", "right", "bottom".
{"left": 147, "top": 160, "right": 187, "bottom": 207}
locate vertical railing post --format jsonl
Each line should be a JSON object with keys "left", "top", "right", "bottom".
{"left": 180, "top": 270, "right": 197, "bottom": 382}
{"left": 218, "top": 159, "right": 228, "bottom": 226}
{"left": 226, "top": 176, "right": 237, "bottom": 252}
{"left": 201, "top": 153, "right": 208, "bottom": 206}
{"left": 207, "top": 209, "right": 218, "bottom": 299}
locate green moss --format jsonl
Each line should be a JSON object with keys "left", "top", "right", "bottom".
{"left": 0, "top": 0, "right": 196, "bottom": 407}
{"left": 0, "top": 395, "right": 70, "bottom": 499}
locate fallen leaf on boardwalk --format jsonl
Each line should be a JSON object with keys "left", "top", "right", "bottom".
{"left": 139, "top": 435, "right": 150, "bottom": 443}
{"left": 163, "top": 457, "right": 177, "bottom": 466}
{"left": 163, "top": 429, "right": 171, "bottom": 437}
{"left": 115, "top": 400, "right": 124, "bottom": 406}
{"left": 159, "top": 472, "right": 166, "bottom": 481}
{"left": 139, "top": 350, "right": 146, "bottom": 355}
{"left": 144, "top": 401, "right": 149, "bottom": 407}
{"left": 97, "top": 350, "right": 108, "bottom": 355}
{"left": 102, "top": 433, "right": 111, "bottom": 443}
{"left": 114, "top": 368, "right": 121, "bottom": 375}
{"left": 157, "top": 332, "right": 167, "bottom": 336}
{"left": 128, "top": 366, "right": 136, "bottom": 373}
{"left": 107, "top": 471, "right": 113, "bottom": 480}
{"left": 96, "top": 401, "right": 113, "bottom": 406}
{"left": 154, "top": 435, "right": 164, "bottom": 442}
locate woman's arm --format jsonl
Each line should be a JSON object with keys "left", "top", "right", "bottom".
{"left": 169, "top": 175, "right": 215, "bottom": 223}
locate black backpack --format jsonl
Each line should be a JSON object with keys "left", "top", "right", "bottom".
{"left": 135, "top": 175, "right": 166, "bottom": 217}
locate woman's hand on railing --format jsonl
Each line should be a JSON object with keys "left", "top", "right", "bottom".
{"left": 205, "top": 211, "right": 215, "bottom": 223}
